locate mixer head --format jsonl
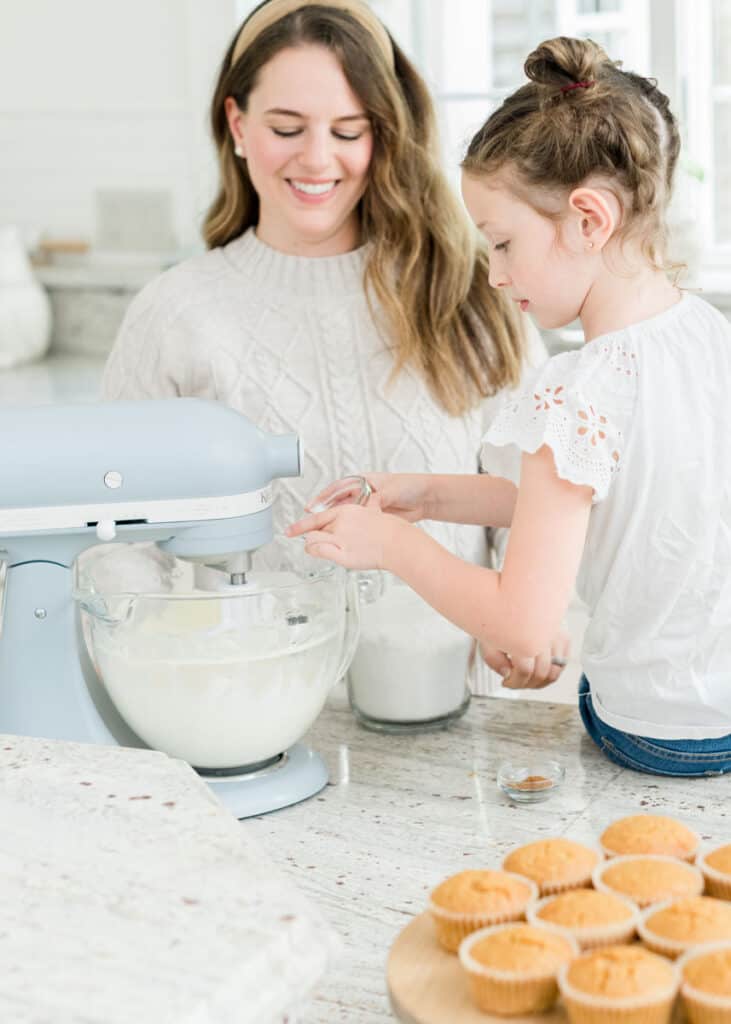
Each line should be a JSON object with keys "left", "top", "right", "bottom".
{"left": 0, "top": 399, "right": 302, "bottom": 567}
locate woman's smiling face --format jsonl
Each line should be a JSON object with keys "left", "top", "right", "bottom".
{"left": 226, "top": 44, "right": 374, "bottom": 256}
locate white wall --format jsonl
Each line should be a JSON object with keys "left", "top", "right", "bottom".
{"left": 0, "top": 0, "right": 238, "bottom": 251}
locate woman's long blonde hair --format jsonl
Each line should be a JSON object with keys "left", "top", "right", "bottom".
{"left": 204, "top": 2, "right": 525, "bottom": 417}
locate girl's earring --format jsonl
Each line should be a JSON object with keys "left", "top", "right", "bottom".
{"left": 587, "top": 241, "right": 595, "bottom": 250}
{"left": 234, "top": 144, "right": 244, "bottom": 158}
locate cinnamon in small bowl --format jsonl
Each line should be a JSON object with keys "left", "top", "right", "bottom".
{"left": 497, "top": 759, "right": 565, "bottom": 804}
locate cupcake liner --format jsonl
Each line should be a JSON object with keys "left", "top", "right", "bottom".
{"left": 683, "top": 1001, "right": 731, "bottom": 1024}
{"left": 459, "top": 922, "right": 579, "bottom": 1016}
{"left": 593, "top": 855, "right": 705, "bottom": 910}
{"left": 527, "top": 892, "right": 640, "bottom": 950}
{"left": 540, "top": 873, "right": 596, "bottom": 897}
{"left": 697, "top": 848, "right": 731, "bottom": 901}
{"left": 557, "top": 955, "right": 680, "bottom": 1024}
{"left": 677, "top": 940, "right": 731, "bottom": 1024}
{"left": 638, "top": 899, "right": 731, "bottom": 960}
{"left": 428, "top": 872, "right": 538, "bottom": 953}
{"left": 503, "top": 842, "right": 604, "bottom": 896}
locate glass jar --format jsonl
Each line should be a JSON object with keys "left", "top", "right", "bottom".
{"left": 347, "top": 573, "right": 471, "bottom": 733}
{"left": 310, "top": 476, "right": 472, "bottom": 733}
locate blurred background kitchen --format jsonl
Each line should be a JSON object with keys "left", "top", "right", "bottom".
{"left": 1, "top": 0, "right": 729, "bottom": 701}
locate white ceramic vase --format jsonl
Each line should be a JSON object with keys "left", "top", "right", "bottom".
{"left": 0, "top": 226, "right": 52, "bottom": 369}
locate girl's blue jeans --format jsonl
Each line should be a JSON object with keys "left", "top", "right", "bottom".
{"left": 578, "top": 676, "right": 731, "bottom": 777}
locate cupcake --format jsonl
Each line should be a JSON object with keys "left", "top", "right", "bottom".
{"left": 677, "top": 940, "right": 731, "bottom": 1024}
{"left": 698, "top": 844, "right": 731, "bottom": 901}
{"left": 557, "top": 944, "right": 680, "bottom": 1024}
{"left": 502, "top": 838, "right": 601, "bottom": 895}
{"left": 593, "top": 854, "right": 705, "bottom": 909}
{"left": 639, "top": 896, "right": 731, "bottom": 959}
{"left": 528, "top": 888, "right": 639, "bottom": 950}
{"left": 459, "top": 921, "right": 578, "bottom": 1016}
{"left": 428, "top": 869, "right": 537, "bottom": 952}
{"left": 600, "top": 815, "right": 700, "bottom": 862}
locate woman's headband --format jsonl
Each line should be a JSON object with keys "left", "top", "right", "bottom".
{"left": 231, "top": 0, "right": 395, "bottom": 70}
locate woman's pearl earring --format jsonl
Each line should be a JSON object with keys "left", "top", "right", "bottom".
{"left": 587, "top": 241, "right": 595, "bottom": 249}
{"left": 234, "top": 144, "right": 244, "bottom": 158}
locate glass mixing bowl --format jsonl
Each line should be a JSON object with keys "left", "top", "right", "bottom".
{"left": 74, "top": 545, "right": 358, "bottom": 771}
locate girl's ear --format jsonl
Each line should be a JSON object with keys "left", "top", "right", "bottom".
{"left": 567, "top": 186, "right": 620, "bottom": 251}
{"left": 224, "top": 96, "right": 246, "bottom": 158}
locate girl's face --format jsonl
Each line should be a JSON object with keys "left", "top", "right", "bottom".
{"left": 227, "top": 44, "right": 374, "bottom": 257}
{"left": 461, "top": 172, "right": 595, "bottom": 330}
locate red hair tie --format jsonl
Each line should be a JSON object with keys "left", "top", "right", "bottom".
{"left": 561, "top": 80, "right": 596, "bottom": 94}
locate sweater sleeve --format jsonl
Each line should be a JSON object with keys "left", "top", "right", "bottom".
{"left": 101, "top": 279, "right": 188, "bottom": 400}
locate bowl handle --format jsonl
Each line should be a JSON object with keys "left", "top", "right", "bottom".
{"left": 333, "top": 571, "right": 362, "bottom": 683}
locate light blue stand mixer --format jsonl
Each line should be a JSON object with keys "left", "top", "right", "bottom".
{"left": 0, "top": 399, "right": 354, "bottom": 818}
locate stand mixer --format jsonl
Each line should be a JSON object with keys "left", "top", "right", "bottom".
{"left": 0, "top": 398, "right": 356, "bottom": 818}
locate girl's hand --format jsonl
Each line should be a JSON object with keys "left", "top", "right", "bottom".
{"left": 306, "top": 473, "right": 432, "bottom": 523}
{"left": 287, "top": 504, "right": 403, "bottom": 570}
{"left": 480, "top": 628, "right": 571, "bottom": 689}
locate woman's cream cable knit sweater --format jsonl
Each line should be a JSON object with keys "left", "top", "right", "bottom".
{"left": 101, "top": 229, "right": 545, "bottom": 695}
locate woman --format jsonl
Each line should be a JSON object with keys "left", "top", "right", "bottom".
{"left": 101, "top": 0, "right": 546, "bottom": 698}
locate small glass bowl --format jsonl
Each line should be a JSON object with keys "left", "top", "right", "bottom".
{"left": 497, "top": 759, "right": 565, "bottom": 804}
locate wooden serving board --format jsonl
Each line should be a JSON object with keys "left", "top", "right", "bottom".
{"left": 387, "top": 912, "right": 566, "bottom": 1024}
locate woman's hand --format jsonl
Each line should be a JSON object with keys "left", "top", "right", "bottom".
{"left": 479, "top": 627, "right": 571, "bottom": 689}
{"left": 287, "top": 503, "right": 404, "bottom": 570}
{"left": 306, "top": 473, "right": 433, "bottom": 523}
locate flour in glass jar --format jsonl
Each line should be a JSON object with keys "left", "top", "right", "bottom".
{"left": 348, "top": 580, "right": 471, "bottom": 723}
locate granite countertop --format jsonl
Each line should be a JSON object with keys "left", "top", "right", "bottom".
{"left": 251, "top": 683, "right": 730, "bottom": 1023}
{"left": 0, "top": 615, "right": 726, "bottom": 1024}
{"left": 0, "top": 735, "right": 338, "bottom": 1024}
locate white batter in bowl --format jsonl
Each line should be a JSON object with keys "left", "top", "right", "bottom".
{"left": 75, "top": 550, "right": 356, "bottom": 769}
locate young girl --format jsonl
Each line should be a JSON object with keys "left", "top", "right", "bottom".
{"left": 101, "top": 0, "right": 545, "bottom": 697}
{"left": 288, "top": 36, "right": 731, "bottom": 776}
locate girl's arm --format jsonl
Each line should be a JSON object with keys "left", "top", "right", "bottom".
{"left": 422, "top": 473, "right": 518, "bottom": 527}
{"left": 288, "top": 445, "right": 592, "bottom": 658}
{"left": 390, "top": 447, "right": 592, "bottom": 657}
{"left": 311, "top": 472, "right": 519, "bottom": 528}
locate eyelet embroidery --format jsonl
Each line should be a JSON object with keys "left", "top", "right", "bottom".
{"left": 602, "top": 346, "right": 638, "bottom": 377}
{"left": 486, "top": 361, "right": 630, "bottom": 501}
{"left": 577, "top": 405, "right": 621, "bottom": 464}
{"left": 534, "top": 385, "right": 565, "bottom": 410}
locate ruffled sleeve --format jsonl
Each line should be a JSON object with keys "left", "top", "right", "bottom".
{"left": 481, "top": 346, "right": 635, "bottom": 503}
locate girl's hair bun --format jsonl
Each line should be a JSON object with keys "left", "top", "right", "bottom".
{"left": 462, "top": 34, "right": 680, "bottom": 275}
{"left": 524, "top": 36, "right": 611, "bottom": 91}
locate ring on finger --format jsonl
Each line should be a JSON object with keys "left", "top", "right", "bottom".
{"left": 551, "top": 657, "right": 568, "bottom": 667}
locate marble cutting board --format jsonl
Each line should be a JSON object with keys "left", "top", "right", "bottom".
{"left": 0, "top": 734, "right": 339, "bottom": 1023}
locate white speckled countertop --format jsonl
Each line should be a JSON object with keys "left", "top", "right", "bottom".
{"left": 250, "top": 683, "right": 731, "bottom": 1023}
{"left": 0, "top": 735, "right": 338, "bottom": 1024}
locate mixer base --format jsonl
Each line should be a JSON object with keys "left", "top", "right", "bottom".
{"left": 205, "top": 743, "right": 328, "bottom": 818}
